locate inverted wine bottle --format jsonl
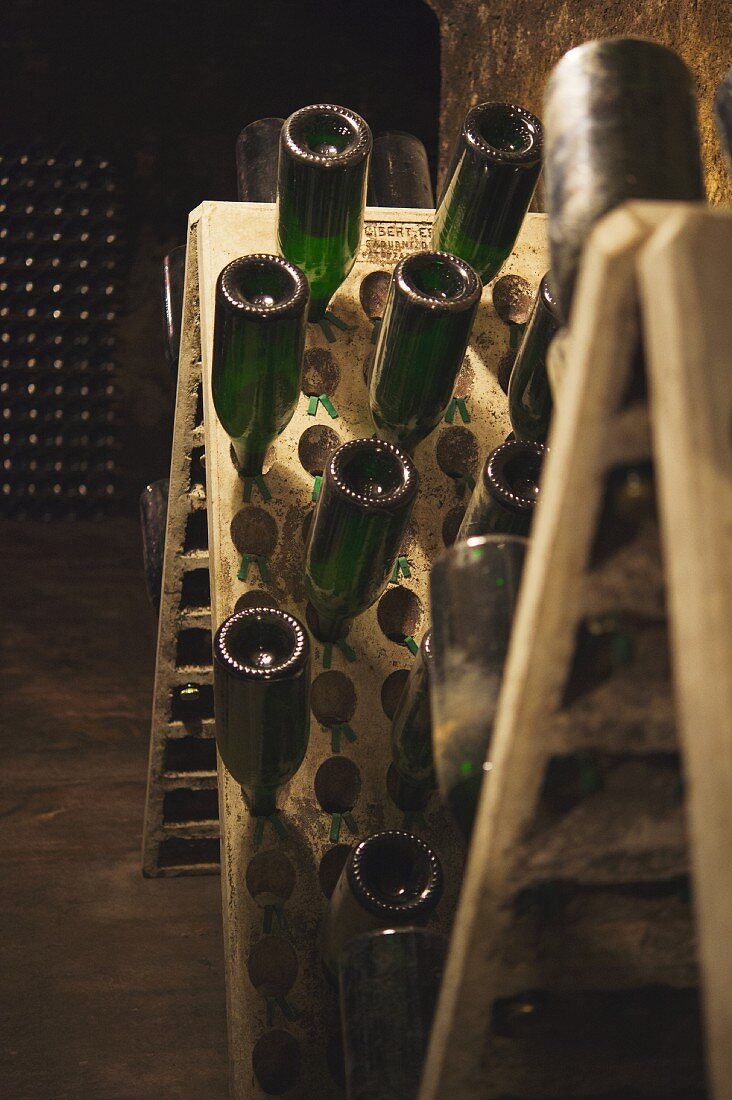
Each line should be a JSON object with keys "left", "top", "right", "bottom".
{"left": 321, "top": 830, "right": 443, "bottom": 981}
{"left": 235, "top": 118, "right": 284, "bottom": 203}
{"left": 430, "top": 534, "right": 527, "bottom": 840}
{"left": 212, "top": 253, "right": 309, "bottom": 477}
{"left": 339, "top": 928, "right": 447, "bottom": 1100}
{"left": 545, "top": 39, "right": 705, "bottom": 318}
{"left": 507, "top": 273, "right": 561, "bottom": 443}
{"left": 213, "top": 607, "right": 310, "bottom": 817}
{"left": 432, "top": 102, "right": 543, "bottom": 283}
{"left": 304, "top": 438, "right": 418, "bottom": 641}
{"left": 391, "top": 630, "right": 435, "bottom": 797}
{"left": 368, "top": 250, "right": 481, "bottom": 452}
{"left": 277, "top": 104, "right": 372, "bottom": 321}
{"left": 457, "top": 439, "right": 545, "bottom": 541}
{"left": 368, "top": 132, "right": 434, "bottom": 208}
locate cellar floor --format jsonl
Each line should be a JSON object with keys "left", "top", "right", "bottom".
{"left": 0, "top": 518, "right": 228, "bottom": 1099}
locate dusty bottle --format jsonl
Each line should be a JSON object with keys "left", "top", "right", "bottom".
{"left": 277, "top": 103, "right": 372, "bottom": 321}
{"left": 457, "top": 439, "right": 545, "bottom": 541}
{"left": 236, "top": 118, "right": 284, "bottom": 203}
{"left": 430, "top": 534, "right": 527, "bottom": 839}
{"left": 339, "top": 928, "right": 447, "bottom": 1100}
{"left": 213, "top": 607, "right": 311, "bottom": 816}
{"left": 321, "top": 830, "right": 443, "bottom": 981}
{"left": 507, "top": 274, "right": 561, "bottom": 442}
{"left": 368, "top": 132, "right": 434, "bottom": 208}
{"left": 368, "top": 250, "right": 481, "bottom": 452}
{"left": 545, "top": 38, "right": 705, "bottom": 318}
{"left": 305, "top": 438, "right": 418, "bottom": 641}
{"left": 432, "top": 102, "right": 543, "bottom": 283}
{"left": 211, "top": 253, "right": 309, "bottom": 476}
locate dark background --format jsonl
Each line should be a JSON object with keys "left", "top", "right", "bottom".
{"left": 2, "top": 0, "right": 440, "bottom": 497}
{"left": 0, "top": 4, "right": 439, "bottom": 1096}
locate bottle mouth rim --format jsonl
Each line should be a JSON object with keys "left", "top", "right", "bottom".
{"left": 348, "top": 830, "right": 444, "bottom": 917}
{"left": 539, "top": 272, "right": 562, "bottom": 320}
{"left": 214, "top": 607, "right": 309, "bottom": 680}
{"left": 282, "top": 103, "right": 372, "bottom": 168}
{"left": 327, "top": 438, "right": 418, "bottom": 512}
{"left": 463, "top": 102, "right": 543, "bottom": 165}
{"left": 394, "top": 251, "right": 482, "bottom": 312}
{"left": 485, "top": 440, "right": 546, "bottom": 510}
{"left": 217, "top": 253, "right": 309, "bottom": 319}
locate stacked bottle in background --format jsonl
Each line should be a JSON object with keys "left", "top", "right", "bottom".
{"left": 0, "top": 144, "right": 126, "bottom": 519}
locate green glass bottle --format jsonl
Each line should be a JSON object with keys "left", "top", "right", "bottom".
{"left": 368, "top": 250, "right": 481, "bottom": 452}
{"left": 432, "top": 102, "right": 543, "bottom": 283}
{"left": 457, "top": 440, "right": 545, "bottom": 541}
{"left": 212, "top": 254, "right": 309, "bottom": 477}
{"left": 320, "top": 830, "right": 443, "bottom": 981}
{"left": 277, "top": 104, "right": 372, "bottom": 321}
{"left": 213, "top": 607, "right": 310, "bottom": 816}
{"left": 507, "top": 274, "right": 561, "bottom": 443}
{"left": 304, "top": 438, "right": 419, "bottom": 641}
{"left": 391, "top": 630, "right": 435, "bottom": 797}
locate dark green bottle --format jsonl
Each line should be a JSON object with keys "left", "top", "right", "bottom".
{"left": 277, "top": 104, "right": 372, "bottom": 321}
{"left": 304, "top": 438, "right": 419, "bottom": 642}
{"left": 213, "top": 607, "right": 310, "bottom": 816}
{"left": 320, "top": 830, "right": 444, "bottom": 981}
{"left": 368, "top": 250, "right": 481, "bottom": 452}
{"left": 432, "top": 102, "right": 543, "bottom": 283}
{"left": 545, "top": 39, "right": 705, "bottom": 317}
{"left": 212, "top": 254, "right": 309, "bottom": 477}
{"left": 507, "top": 274, "right": 561, "bottom": 443}
{"left": 391, "top": 631, "right": 435, "bottom": 796}
{"left": 457, "top": 440, "right": 545, "bottom": 540}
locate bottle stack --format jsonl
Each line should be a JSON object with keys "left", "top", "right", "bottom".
{"left": 0, "top": 144, "right": 126, "bottom": 518}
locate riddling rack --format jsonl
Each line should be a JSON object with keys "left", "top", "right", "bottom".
{"left": 195, "top": 202, "right": 548, "bottom": 1098}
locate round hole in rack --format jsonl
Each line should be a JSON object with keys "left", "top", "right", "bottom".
{"left": 453, "top": 357, "right": 475, "bottom": 399}
{"left": 492, "top": 274, "right": 533, "bottom": 325}
{"left": 230, "top": 506, "right": 278, "bottom": 557}
{"left": 252, "top": 1030, "right": 302, "bottom": 1095}
{"left": 229, "top": 442, "right": 275, "bottom": 477}
{"left": 326, "top": 1028, "right": 346, "bottom": 1087}
{"left": 442, "top": 506, "right": 466, "bottom": 547}
{"left": 505, "top": 430, "right": 516, "bottom": 443}
{"left": 318, "top": 844, "right": 351, "bottom": 898}
{"left": 497, "top": 350, "right": 515, "bottom": 395}
{"left": 311, "top": 670, "right": 357, "bottom": 726}
{"left": 247, "top": 935, "right": 298, "bottom": 998}
{"left": 297, "top": 424, "right": 341, "bottom": 476}
{"left": 376, "top": 587, "right": 422, "bottom": 644}
{"left": 381, "top": 669, "right": 409, "bottom": 719}
{"left": 246, "top": 849, "right": 296, "bottom": 906}
{"left": 235, "top": 590, "right": 280, "bottom": 612}
{"left": 314, "top": 756, "right": 361, "bottom": 814}
{"left": 435, "top": 427, "right": 479, "bottom": 481}
{"left": 359, "top": 270, "right": 391, "bottom": 320}
{"left": 302, "top": 347, "right": 339, "bottom": 397}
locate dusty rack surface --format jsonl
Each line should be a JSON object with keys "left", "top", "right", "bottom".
{"left": 142, "top": 223, "right": 218, "bottom": 878}
{"left": 195, "top": 201, "right": 547, "bottom": 1098}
